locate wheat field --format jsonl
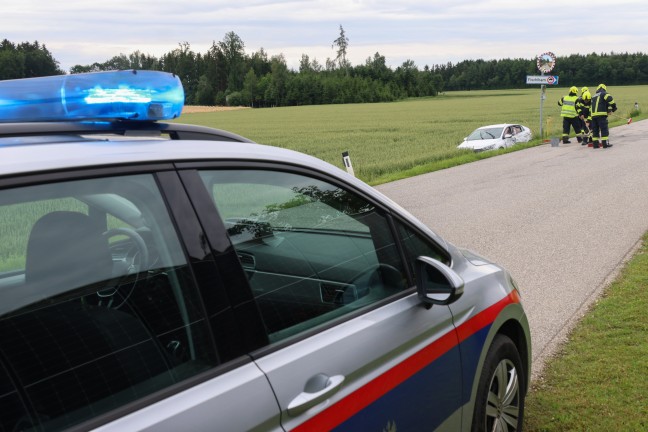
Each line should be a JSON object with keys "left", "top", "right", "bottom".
{"left": 177, "top": 86, "right": 647, "bottom": 184}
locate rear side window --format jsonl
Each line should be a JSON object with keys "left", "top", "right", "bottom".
{"left": 198, "top": 169, "right": 408, "bottom": 342}
{"left": 0, "top": 175, "right": 217, "bottom": 431}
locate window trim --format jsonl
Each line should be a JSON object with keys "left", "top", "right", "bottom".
{"left": 158, "top": 170, "right": 269, "bottom": 355}
{"left": 0, "top": 163, "right": 175, "bottom": 190}
{"left": 391, "top": 213, "right": 453, "bottom": 267}
{"left": 175, "top": 169, "right": 270, "bottom": 353}
{"left": 176, "top": 160, "right": 451, "bottom": 356}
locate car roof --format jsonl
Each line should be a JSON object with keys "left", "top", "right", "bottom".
{"left": 476, "top": 124, "right": 516, "bottom": 129}
{"left": 0, "top": 127, "right": 318, "bottom": 176}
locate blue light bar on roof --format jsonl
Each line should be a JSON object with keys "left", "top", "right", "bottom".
{"left": 0, "top": 70, "right": 184, "bottom": 123}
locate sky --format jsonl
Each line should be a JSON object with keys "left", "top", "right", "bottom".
{"left": 3, "top": 0, "right": 648, "bottom": 73}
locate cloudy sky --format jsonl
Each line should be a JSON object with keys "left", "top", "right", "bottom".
{"left": 3, "top": 0, "right": 648, "bottom": 73}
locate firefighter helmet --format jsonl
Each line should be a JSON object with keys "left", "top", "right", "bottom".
{"left": 570, "top": 86, "right": 578, "bottom": 94}
{"left": 597, "top": 83, "right": 607, "bottom": 91}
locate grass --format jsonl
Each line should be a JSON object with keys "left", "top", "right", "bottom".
{"left": 176, "top": 86, "right": 648, "bottom": 185}
{"left": 524, "top": 233, "right": 648, "bottom": 431}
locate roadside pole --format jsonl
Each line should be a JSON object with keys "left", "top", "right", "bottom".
{"left": 540, "top": 78, "right": 546, "bottom": 138}
{"left": 527, "top": 52, "right": 557, "bottom": 140}
{"left": 342, "top": 151, "right": 355, "bottom": 176}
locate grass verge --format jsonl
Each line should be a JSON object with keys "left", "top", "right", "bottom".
{"left": 367, "top": 140, "right": 540, "bottom": 185}
{"left": 524, "top": 233, "right": 648, "bottom": 431}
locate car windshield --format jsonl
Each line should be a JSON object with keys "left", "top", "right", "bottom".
{"left": 467, "top": 127, "right": 503, "bottom": 141}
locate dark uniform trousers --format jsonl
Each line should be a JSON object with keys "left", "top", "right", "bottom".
{"left": 591, "top": 116, "right": 609, "bottom": 147}
{"left": 563, "top": 117, "right": 583, "bottom": 143}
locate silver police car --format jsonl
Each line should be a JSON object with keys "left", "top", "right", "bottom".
{"left": 0, "top": 71, "right": 530, "bottom": 431}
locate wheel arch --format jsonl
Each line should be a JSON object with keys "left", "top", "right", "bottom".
{"left": 495, "top": 318, "right": 531, "bottom": 392}
{"left": 460, "top": 303, "right": 531, "bottom": 431}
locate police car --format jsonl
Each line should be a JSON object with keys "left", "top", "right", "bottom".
{"left": 0, "top": 71, "right": 530, "bottom": 431}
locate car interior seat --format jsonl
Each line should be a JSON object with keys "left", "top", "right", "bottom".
{"left": 0, "top": 211, "right": 173, "bottom": 429}
{"left": 25, "top": 210, "right": 114, "bottom": 291}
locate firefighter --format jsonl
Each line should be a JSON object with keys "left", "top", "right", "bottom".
{"left": 558, "top": 86, "right": 585, "bottom": 144}
{"left": 590, "top": 83, "right": 617, "bottom": 149}
{"left": 577, "top": 88, "right": 594, "bottom": 145}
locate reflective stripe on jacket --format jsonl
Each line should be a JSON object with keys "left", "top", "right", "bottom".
{"left": 559, "top": 95, "right": 579, "bottom": 118}
{"left": 591, "top": 91, "right": 617, "bottom": 117}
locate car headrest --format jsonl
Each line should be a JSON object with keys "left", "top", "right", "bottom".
{"left": 25, "top": 211, "right": 114, "bottom": 291}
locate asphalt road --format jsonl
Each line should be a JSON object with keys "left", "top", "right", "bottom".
{"left": 376, "top": 120, "right": 648, "bottom": 380}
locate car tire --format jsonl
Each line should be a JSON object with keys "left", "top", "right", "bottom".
{"left": 471, "top": 334, "right": 526, "bottom": 432}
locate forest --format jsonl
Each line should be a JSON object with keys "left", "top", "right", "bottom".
{"left": 2, "top": 31, "right": 648, "bottom": 107}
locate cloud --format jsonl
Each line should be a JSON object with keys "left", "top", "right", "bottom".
{"left": 2, "top": 0, "right": 647, "bottom": 72}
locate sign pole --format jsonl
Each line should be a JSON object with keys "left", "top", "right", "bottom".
{"left": 540, "top": 73, "right": 545, "bottom": 139}
{"left": 534, "top": 52, "right": 557, "bottom": 141}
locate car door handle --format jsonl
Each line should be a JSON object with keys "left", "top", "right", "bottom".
{"left": 287, "top": 374, "right": 345, "bottom": 416}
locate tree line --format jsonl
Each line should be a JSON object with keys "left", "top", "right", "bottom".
{"left": 433, "top": 52, "right": 648, "bottom": 91}
{"left": 0, "top": 40, "right": 64, "bottom": 79}
{"left": 2, "top": 32, "right": 648, "bottom": 108}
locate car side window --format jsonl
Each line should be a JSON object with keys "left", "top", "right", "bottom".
{"left": 198, "top": 169, "right": 408, "bottom": 342}
{"left": 0, "top": 175, "right": 218, "bottom": 431}
{"left": 396, "top": 221, "right": 449, "bottom": 276}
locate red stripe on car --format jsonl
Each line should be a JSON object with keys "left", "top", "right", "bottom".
{"left": 291, "top": 291, "right": 520, "bottom": 432}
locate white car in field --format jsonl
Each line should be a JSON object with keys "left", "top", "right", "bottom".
{"left": 458, "top": 123, "right": 532, "bottom": 152}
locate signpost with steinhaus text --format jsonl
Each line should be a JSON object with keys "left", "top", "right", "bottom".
{"left": 529, "top": 52, "right": 558, "bottom": 139}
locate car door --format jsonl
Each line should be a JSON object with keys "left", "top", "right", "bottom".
{"left": 502, "top": 126, "right": 515, "bottom": 148}
{"left": 0, "top": 170, "right": 281, "bottom": 432}
{"left": 184, "top": 165, "right": 465, "bottom": 431}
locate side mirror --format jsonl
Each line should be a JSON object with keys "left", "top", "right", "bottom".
{"left": 504, "top": 133, "right": 513, "bottom": 139}
{"left": 415, "top": 256, "right": 464, "bottom": 309}
{"left": 463, "top": 137, "right": 468, "bottom": 141}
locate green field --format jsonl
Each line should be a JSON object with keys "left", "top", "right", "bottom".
{"left": 177, "top": 86, "right": 647, "bottom": 184}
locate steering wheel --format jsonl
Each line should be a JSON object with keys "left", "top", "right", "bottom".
{"left": 104, "top": 227, "right": 150, "bottom": 271}
{"left": 98, "top": 228, "right": 149, "bottom": 307}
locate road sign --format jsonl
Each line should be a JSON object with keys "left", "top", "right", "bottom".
{"left": 526, "top": 75, "right": 559, "bottom": 85}
{"left": 537, "top": 52, "right": 556, "bottom": 73}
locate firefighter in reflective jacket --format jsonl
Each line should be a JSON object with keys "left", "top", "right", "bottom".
{"left": 576, "top": 87, "right": 594, "bottom": 145}
{"left": 591, "top": 83, "right": 617, "bottom": 149}
{"left": 558, "top": 86, "right": 585, "bottom": 144}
